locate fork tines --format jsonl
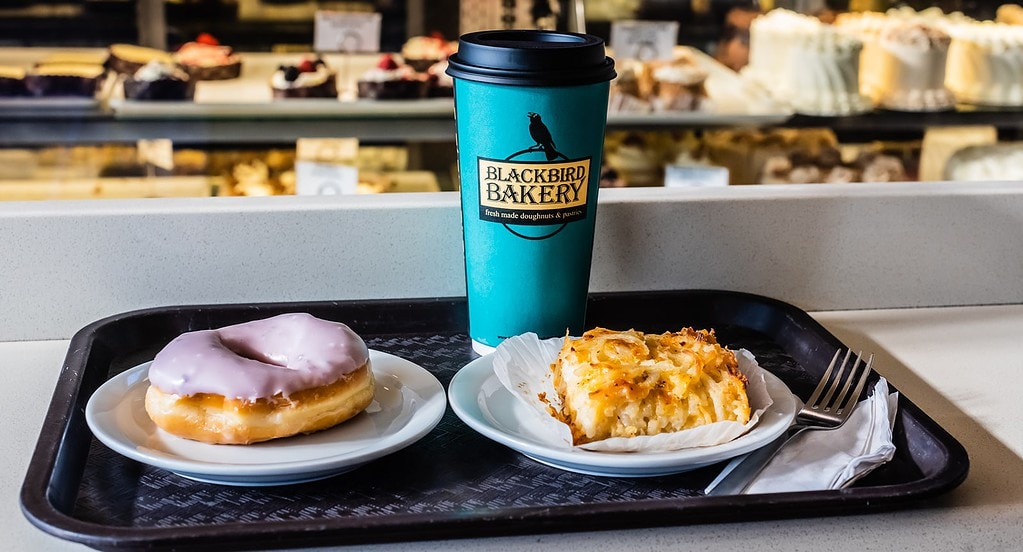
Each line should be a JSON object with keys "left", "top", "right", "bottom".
{"left": 805, "top": 349, "right": 874, "bottom": 422}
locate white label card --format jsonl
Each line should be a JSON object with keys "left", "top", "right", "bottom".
{"left": 136, "top": 139, "right": 174, "bottom": 171}
{"left": 313, "top": 11, "right": 382, "bottom": 53}
{"left": 610, "top": 20, "right": 679, "bottom": 61}
{"left": 295, "top": 161, "right": 359, "bottom": 195}
{"left": 664, "top": 165, "right": 730, "bottom": 188}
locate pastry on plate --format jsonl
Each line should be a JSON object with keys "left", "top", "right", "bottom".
{"left": 550, "top": 327, "right": 750, "bottom": 445}
{"left": 145, "top": 313, "right": 374, "bottom": 445}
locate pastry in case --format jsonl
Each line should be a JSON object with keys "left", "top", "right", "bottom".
{"left": 106, "top": 43, "right": 175, "bottom": 75}
{"left": 425, "top": 58, "right": 453, "bottom": 97}
{"left": 174, "top": 33, "right": 242, "bottom": 81}
{"left": 0, "top": 66, "right": 28, "bottom": 97}
{"left": 650, "top": 54, "right": 709, "bottom": 112}
{"left": 357, "top": 54, "right": 427, "bottom": 100}
{"left": 271, "top": 57, "right": 337, "bottom": 99}
{"left": 123, "top": 60, "right": 195, "bottom": 101}
{"left": 37, "top": 51, "right": 109, "bottom": 67}
{"left": 24, "top": 63, "right": 106, "bottom": 97}
{"left": 401, "top": 33, "right": 457, "bottom": 72}
{"left": 945, "top": 20, "right": 1023, "bottom": 106}
{"left": 745, "top": 9, "right": 872, "bottom": 115}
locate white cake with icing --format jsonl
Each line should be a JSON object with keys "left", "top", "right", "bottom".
{"left": 873, "top": 22, "right": 955, "bottom": 111}
{"left": 834, "top": 10, "right": 890, "bottom": 100}
{"left": 746, "top": 9, "right": 871, "bottom": 116}
{"left": 945, "top": 21, "right": 1023, "bottom": 106}
{"left": 836, "top": 9, "right": 956, "bottom": 111}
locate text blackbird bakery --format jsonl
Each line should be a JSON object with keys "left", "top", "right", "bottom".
{"left": 477, "top": 157, "right": 591, "bottom": 226}
{"left": 482, "top": 164, "right": 587, "bottom": 205}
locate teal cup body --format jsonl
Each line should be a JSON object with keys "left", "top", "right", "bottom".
{"left": 447, "top": 30, "right": 616, "bottom": 354}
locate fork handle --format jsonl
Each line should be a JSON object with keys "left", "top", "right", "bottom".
{"left": 704, "top": 426, "right": 805, "bottom": 496}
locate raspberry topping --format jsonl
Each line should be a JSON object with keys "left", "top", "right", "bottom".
{"left": 377, "top": 54, "right": 400, "bottom": 71}
{"left": 196, "top": 33, "right": 220, "bottom": 46}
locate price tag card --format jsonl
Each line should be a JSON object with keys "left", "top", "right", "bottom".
{"left": 664, "top": 165, "right": 730, "bottom": 188}
{"left": 136, "top": 139, "right": 174, "bottom": 172}
{"left": 295, "top": 162, "right": 359, "bottom": 195}
{"left": 314, "top": 11, "right": 382, "bottom": 53}
{"left": 610, "top": 20, "right": 679, "bottom": 61}
{"left": 295, "top": 137, "right": 360, "bottom": 195}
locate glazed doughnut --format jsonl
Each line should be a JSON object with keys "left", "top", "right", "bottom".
{"left": 144, "top": 313, "right": 374, "bottom": 445}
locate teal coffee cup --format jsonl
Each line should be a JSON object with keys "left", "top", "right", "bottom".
{"left": 446, "top": 30, "right": 616, "bottom": 354}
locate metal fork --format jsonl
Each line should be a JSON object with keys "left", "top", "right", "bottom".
{"left": 704, "top": 348, "right": 874, "bottom": 496}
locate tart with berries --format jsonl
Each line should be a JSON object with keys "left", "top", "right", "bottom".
{"left": 357, "top": 54, "right": 427, "bottom": 100}
{"left": 425, "top": 58, "right": 453, "bottom": 98}
{"left": 174, "top": 33, "right": 243, "bottom": 81}
{"left": 271, "top": 57, "right": 337, "bottom": 99}
{"left": 401, "top": 33, "right": 457, "bottom": 72}
{"left": 123, "top": 60, "right": 194, "bottom": 101}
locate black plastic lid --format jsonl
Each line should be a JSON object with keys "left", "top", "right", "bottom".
{"left": 446, "top": 30, "right": 616, "bottom": 86}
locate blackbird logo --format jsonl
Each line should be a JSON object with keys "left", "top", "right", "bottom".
{"left": 474, "top": 109, "right": 589, "bottom": 239}
{"left": 527, "top": 112, "right": 563, "bottom": 161}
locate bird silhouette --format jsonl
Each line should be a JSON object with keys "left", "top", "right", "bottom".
{"left": 527, "top": 112, "right": 559, "bottom": 161}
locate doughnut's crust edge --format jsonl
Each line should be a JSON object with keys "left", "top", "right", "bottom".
{"left": 144, "top": 362, "right": 375, "bottom": 445}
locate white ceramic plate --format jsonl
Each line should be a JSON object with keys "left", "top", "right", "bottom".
{"left": 86, "top": 350, "right": 446, "bottom": 486}
{"left": 448, "top": 353, "right": 798, "bottom": 477}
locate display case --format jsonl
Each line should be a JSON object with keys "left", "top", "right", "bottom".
{"left": 2, "top": 0, "right": 1022, "bottom": 200}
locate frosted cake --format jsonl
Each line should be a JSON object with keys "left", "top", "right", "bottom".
{"left": 746, "top": 9, "right": 871, "bottom": 115}
{"left": 945, "top": 20, "right": 1023, "bottom": 106}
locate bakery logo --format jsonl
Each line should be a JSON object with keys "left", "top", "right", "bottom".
{"left": 477, "top": 112, "right": 590, "bottom": 240}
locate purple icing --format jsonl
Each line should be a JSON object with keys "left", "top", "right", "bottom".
{"left": 148, "top": 313, "right": 369, "bottom": 400}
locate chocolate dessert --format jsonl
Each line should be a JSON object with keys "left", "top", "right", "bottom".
{"left": 123, "top": 61, "right": 194, "bottom": 101}
{"left": 24, "top": 63, "right": 106, "bottom": 97}
{"left": 271, "top": 58, "right": 337, "bottom": 99}
{"left": 357, "top": 54, "right": 427, "bottom": 100}
{"left": 0, "top": 66, "right": 28, "bottom": 97}
{"left": 426, "top": 59, "right": 453, "bottom": 98}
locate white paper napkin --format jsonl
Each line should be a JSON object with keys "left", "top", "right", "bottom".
{"left": 742, "top": 378, "right": 898, "bottom": 494}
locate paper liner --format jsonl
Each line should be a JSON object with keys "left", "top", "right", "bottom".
{"left": 493, "top": 333, "right": 774, "bottom": 453}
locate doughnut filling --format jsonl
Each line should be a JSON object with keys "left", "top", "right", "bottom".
{"left": 145, "top": 313, "right": 374, "bottom": 444}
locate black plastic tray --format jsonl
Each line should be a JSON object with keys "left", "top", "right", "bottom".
{"left": 21, "top": 290, "right": 969, "bottom": 551}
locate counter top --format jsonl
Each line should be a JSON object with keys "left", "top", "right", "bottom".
{"left": 6, "top": 304, "right": 1023, "bottom": 551}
